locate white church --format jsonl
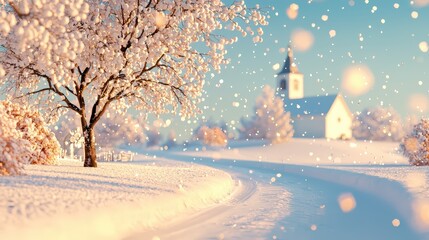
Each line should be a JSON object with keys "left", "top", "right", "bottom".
{"left": 277, "top": 47, "right": 353, "bottom": 139}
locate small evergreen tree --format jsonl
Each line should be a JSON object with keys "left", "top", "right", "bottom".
{"left": 400, "top": 119, "right": 429, "bottom": 166}
{"left": 239, "top": 85, "right": 294, "bottom": 143}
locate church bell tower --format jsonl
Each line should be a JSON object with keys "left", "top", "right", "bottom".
{"left": 277, "top": 46, "right": 304, "bottom": 99}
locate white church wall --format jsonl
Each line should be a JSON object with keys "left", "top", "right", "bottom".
{"left": 276, "top": 47, "right": 353, "bottom": 140}
{"left": 325, "top": 96, "right": 353, "bottom": 139}
{"left": 293, "top": 115, "right": 325, "bottom": 138}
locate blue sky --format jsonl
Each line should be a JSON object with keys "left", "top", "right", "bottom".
{"left": 4, "top": 1, "right": 426, "bottom": 141}
{"left": 163, "top": 0, "right": 429, "bottom": 140}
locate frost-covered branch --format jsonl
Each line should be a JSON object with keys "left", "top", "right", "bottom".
{"left": 0, "top": 0, "right": 267, "bottom": 167}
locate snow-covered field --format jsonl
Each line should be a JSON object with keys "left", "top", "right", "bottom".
{"left": 2, "top": 138, "right": 429, "bottom": 240}
{"left": 180, "top": 138, "right": 406, "bottom": 165}
{"left": 0, "top": 158, "right": 234, "bottom": 240}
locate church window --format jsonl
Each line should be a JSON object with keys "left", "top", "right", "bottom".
{"left": 293, "top": 79, "right": 299, "bottom": 91}
{"left": 280, "top": 80, "right": 286, "bottom": 90}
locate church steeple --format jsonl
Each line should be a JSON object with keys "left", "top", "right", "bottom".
{"left": 278, "top": 46, "right": 299, "bottom": 75}
{"left": 277, "top": 45, "right": 304, "bottom": 99}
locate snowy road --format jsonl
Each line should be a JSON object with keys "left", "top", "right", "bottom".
{"left": 129, "top": 153, "right": 424, "bottom": 240}
{"left": 132, "top": 170, "right": 291, "bottom": 240}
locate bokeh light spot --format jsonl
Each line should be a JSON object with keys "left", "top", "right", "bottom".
{"left": 408, "top": 94, "right": 429, "bottom": 113}
{"left": 338, "top": 193, "right": 356, "bottom": 213}
{"left": 392, "top": 219, "right": 400, "bottom": 227}
{"left": 419, "top": 41, "right": 428, "bottom": 53}
{"left": 286, "top": 3, "right": 299, "bottom": 20}
{"left": 291, "top": 29, "right": 314, "bottom": 52}
{"left": 341, "top": 65, "right": 374, "bottom": 96}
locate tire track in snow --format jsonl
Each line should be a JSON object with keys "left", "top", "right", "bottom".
{"left": 127, "top": 168, "right": 292, "bottom": 240}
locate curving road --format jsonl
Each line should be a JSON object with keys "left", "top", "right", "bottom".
{"left": 128, "top": 153, "right": 423, "bottom": 240}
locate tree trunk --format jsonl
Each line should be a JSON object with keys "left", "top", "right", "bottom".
{"left": 83, "top": 126, "right": 97, "bottom": 167}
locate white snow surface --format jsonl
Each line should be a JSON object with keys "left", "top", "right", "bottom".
{"left": 162, "top": 139, "right": 429, "bottom": 239}
{"left": 182, "top": 138, "right": 406, "bottom": 165}
{"left": 2, "top": 138, "right": 429, "bottom": 240}
{"left": 0, "top": 158, "right": 234, "bottom": 240}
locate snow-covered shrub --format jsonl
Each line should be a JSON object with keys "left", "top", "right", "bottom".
{"left": 239, "top": 85, "right": 294, "bottom": 143}
{"left": 400, "top": 119, "right": 429, "bottom": 166}
{"left": 194, "top": 119, "right": 230, "bottom": 139}
{"left": 0, "top": 137, "right": 30, "bottom": 176}
{"left": 0, "top": 103, "right": 31, "bottom": 175}
{"left": 353, "top": 106, "right": 405, "bottom": 142}
{"left": 1, "top": 101, "right": 60, "bottom": 165}
{"left": 196, "top": 126, "right": 228, "bottom": 147}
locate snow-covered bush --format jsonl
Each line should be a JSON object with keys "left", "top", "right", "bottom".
{"left": 353, "top": 107, "right": 405, "bottom": 141}
{"left": 196, "top": 126, "right": 228, "bottom": 147}
{"left": 0, "top": 103, "right": 31, "bottom": 175}
{"left": 1, "top": 101, "right": 60, "bottom": 165}
{"left": 400, "top": 119, "right": 429, "bottom": 166}
{"left": 194, "top": 119, "right": 231, "bottom": 139}
{"left": 239, "top": 85, "right": 294, "bottom": 143}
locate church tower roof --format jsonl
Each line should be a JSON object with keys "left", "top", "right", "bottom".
{"left": 278, "top": 46, "right": 300, "bottom": 75}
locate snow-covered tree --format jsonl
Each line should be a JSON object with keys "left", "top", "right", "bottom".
{"left": 196, "top": 126, "right": 228, "bottom": 147}
{"left": 353, "top": 106, "right": 405, "bottom": 142}
{"left": 0, "top": 103, "right": 31, "bottom": 175}
{"left": 52, "top": 113, "right": 82, "bottom": 156}
{"left": 53, "top": 111, "right": 146, "bottom": 155}
{"left": 400, "top": 119, "right": 429, "bottom": 166}
{"left": 1, "top": 101, "right": 60, "bottom": 165}
{"left": 164, "top": 130, "right": 178, "bottom": 149}
{"left": 96, "top": 112, "right": 146, "bottom": 148}
{"left": 0, "top": 0, "right": 267, "bottom": 167}
{"left": 239, "top": 117, "right": 262, "bottom": 140}
{"left": 239, "top": 85, "right": 294, "bottom": 143}
{"left": 146, "top": 127, "right": 162, "bottom": 148}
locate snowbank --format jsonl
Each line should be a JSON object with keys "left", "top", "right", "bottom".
{"left": 330, "top": 165, "right": 429, "bottom": 233}
{"left": 0, "top": 158, "right": 234, "bottom": 240}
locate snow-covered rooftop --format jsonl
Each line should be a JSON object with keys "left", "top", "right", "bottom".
{"left": 284, "top": 94, "right": 338, "bottom": 117}
{"left": 278, "top": 47, "right": 300, "bottom": 75}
